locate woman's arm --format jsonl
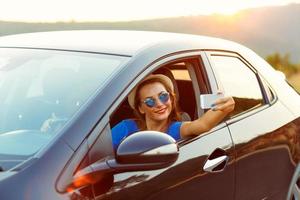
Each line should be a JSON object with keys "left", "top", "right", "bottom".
{"left": 180, "top": 96, "right": 235, "bottom": 138}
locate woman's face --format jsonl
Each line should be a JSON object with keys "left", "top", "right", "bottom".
{"left": 138, "top": 82, "right": 172, "bottom": 123}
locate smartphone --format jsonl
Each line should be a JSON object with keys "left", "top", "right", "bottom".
{"left": 200, "top": 93, "right": 224, "bottom": 109}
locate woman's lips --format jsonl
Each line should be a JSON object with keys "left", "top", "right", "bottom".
{"left": 155, "top": 107, "right": 167, "bottom": 114}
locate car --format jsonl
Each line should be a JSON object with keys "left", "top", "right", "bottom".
{"left": 0, "top": 30, "right": 299, "bottom": 200}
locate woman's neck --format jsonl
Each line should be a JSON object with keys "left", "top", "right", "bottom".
{"left": 145, "top": 118, "right": 169, "bottom": 132}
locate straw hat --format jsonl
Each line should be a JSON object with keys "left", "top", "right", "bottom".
{"left": 128, "top": 74, "right": 174, "bottom": 109}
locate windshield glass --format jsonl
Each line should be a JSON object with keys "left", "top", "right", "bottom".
{"left": 0, "top": 48, "right": 128, "bottom": 161}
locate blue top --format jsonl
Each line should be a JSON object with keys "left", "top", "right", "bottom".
{"left": 111, "top": 119, "right": 182, "bottom": 150}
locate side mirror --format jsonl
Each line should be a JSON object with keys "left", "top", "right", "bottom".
{"left": 67, "top": 131, "right": 179, "bottom": 191}
{"left": 116, "top": 130, "right": 179, "bottom": 164}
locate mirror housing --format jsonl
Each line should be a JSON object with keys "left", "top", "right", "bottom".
{"left": 116, "top": 131, "right": 178, "bottom": 164}
{"left": 67, "top": 131, "right": 179, "bottom": 191}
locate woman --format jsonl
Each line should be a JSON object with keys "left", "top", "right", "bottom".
{"left": 111, "top": 74, "right": 235, "bottom": 150}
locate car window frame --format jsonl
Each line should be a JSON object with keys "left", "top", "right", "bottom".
{"left": 55, "top": 118, "right": 113, "bottom": 194}
{"left": 259, "top": 73, "right": 278, "bottom": 105}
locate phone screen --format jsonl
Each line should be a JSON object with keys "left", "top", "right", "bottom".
{"left": 200, "top": 93, "right": 224, "bottom": 109}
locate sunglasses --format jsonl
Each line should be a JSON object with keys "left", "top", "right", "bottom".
{"left": 142, "top": 91, "right": 170, "bottom": 108}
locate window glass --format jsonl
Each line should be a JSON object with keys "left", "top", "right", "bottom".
{"left": 210, "top": 55, "right": 264, "bottom": 117}
{"left": 0, "top": 48, "right": 128, "bottom": 157}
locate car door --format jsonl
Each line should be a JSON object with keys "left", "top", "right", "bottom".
{"left": 92, "top": 54, "right": 235, "bottom": 200}
{"left": 206, "top": 51, "right": 298, "bottom": 200}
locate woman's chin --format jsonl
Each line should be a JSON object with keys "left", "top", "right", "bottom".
{"left": 153, "top": 112, "right": 170, "bottom": 121}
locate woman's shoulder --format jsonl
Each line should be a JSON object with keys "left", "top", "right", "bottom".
{"left": 167, "top": 121, "right": 183, "bottom": 141}
{"left": 168, "top": 121, "right": 183, "bottom": 132}
{"left": 169, "top": 121, "right": 183, "bottom": 127}
{"left": 114, "top": 119, "right": 139, "bottom": 132}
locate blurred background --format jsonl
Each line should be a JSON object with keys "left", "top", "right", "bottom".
{"left": 0, "top": 0, "right": 299, "bottom": 92}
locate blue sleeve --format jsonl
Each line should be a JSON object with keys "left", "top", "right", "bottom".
{"left": 167, "top": 121, "right": 182, "bottom": 141}
{"left": 111, "top": 119, "right": 139, "bottom": 150}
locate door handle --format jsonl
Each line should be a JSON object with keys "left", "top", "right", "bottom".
{"left": 203, "top": 155, "right": 228, "bottom": 172}
{"left": 203, "top": 148, "right": 229, "bottom": 173}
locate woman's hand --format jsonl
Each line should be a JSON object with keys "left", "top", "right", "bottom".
{"left": 180, "top": 93, "right": 235, "bottom": 138}
{"left": 211, "top": 95, "right": 235, "bottom": 113}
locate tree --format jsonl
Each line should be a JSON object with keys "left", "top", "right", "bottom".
{"left": 266, "top": 53, "right": 299, "bottom": 77}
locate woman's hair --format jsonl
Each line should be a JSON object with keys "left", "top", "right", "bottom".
{"left": 133, "top": 77, "right": 181, "bottom": 130}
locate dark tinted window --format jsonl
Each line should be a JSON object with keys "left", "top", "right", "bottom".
{"left": 210, "top": 55, "right": 264, "bottom": 117}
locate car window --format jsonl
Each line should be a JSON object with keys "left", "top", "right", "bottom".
{"left": 209, "top": 55, "right": 264, "bottom": 117}
{"left": 109, "top": 59, "right": 199, "bottom": 150}
{"left": 0, "top": 48, "right": 128, "bottom": 158}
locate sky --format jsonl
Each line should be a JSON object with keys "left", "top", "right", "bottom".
{"left": 1, "top": 0, "right": 300, "bottom": 22}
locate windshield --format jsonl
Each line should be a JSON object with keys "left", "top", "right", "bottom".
{"left": 0, "top": 48, "right": 128, "bottom": 164}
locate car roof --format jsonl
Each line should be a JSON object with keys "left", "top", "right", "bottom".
{"left": 0, "top": 30, "right": 244, "bottom": 56}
